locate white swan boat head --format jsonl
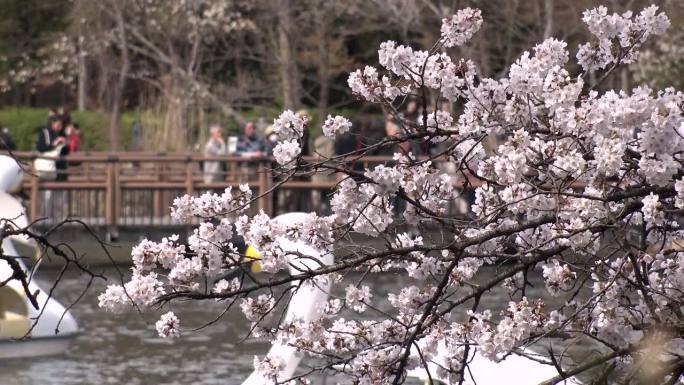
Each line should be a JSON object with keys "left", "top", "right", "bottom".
{"left": 240, "top": 212, "right": 334, "bottom": 385}
{"left": 238, "top": 211, "right": 579, "bottom": 385}
{"left": 0, "top": 154, "right": 79, "bottom": 358}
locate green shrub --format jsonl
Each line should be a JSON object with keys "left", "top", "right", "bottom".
{"left": 0, "top": 106, "right": 378, "bottom": 151}
{"left": 0, "top": 108, "right": 134, "bottom": 151}
{"left": 69, "top": 110, "right": 110, "bottom": 151}
{"left": 0, "top": 107, "right": 50, "bottom": 151}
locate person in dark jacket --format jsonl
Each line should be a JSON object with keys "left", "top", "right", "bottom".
{"left": 36, "top": 116, "right": 70, "bottom": 181}
{"left": 235, "top": 121, "right": 265, "bottom": 156}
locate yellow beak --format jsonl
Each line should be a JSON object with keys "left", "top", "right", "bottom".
{"left": 244, "top": 245, "right": 262, "bottom": 273}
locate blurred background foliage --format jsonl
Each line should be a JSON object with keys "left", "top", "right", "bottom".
{"left": 0, "top": 0, "right": 682, "bottom": 151}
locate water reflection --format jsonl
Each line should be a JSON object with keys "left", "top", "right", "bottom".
{"left": 0, "top": 266, "right": 579, "bottom": 385}
{"left": 0, "top": 269, "right": 264, "bottom": 385}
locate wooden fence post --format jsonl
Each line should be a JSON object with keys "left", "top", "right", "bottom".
{"left": 105, "top": 161, "right": 114, "bottom": 227}
{"left": 153, "top": 157, "right": 164, "bottom": 221}
{"left": 113, "top": 159, "right": 121, "bottom": 226}
{"left": 257, "top": 159, "right": 270, "bottom": 215}
{"left": 185, "top": 156, "right": 194, "bottom": 195}
{"left": 264, "top": 164, "right": 273, "bottom": 216}
{"left": 30, "top": 173, "right": 39, "bottom": 222}
{"left": 104, "top": 154, "right": 121, "bottom": 239}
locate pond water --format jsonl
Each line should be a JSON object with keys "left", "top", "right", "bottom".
{"left": 0, "top": 267, "right": 264, "bottom": 385}
{"left": 0, "top": 265, "right": 585, "bottom": 385}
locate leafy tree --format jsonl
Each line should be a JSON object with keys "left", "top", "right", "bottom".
{"left": 0, "top": 0, "right": 70, "bottom": 89}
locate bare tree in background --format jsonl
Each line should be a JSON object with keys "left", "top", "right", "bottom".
{"left": 6, "top": 0, "right": 683, "bottom": 151}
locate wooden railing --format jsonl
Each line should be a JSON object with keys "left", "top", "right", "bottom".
{"left": 5, "top": 151, "right": 433, "bottom": 228}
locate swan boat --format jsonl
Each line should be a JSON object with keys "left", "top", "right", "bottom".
{"left": 0, "top": 154, "right": 79, "bottom": 358}
{"left": 240, "top": 212, "right": 578, "bottom": 385}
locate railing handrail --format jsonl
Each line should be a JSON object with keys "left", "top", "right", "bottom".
{"left": 0, "top": 151, "right": 491, "bottom": 228}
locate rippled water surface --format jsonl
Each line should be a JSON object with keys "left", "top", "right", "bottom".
{"left": 0, "top": 264, "right": 582, "bottom": 385}
{"left": 0, "top": 268, "right": 268, "bottom": 385}
{"left": 0, "top": 268, "right": 421, "bottom": 385}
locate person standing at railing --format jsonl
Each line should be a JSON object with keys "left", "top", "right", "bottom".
{"left": 36, "top": 115, "right": 70, "bottom": 182}
{"left": 65, "top": 123, "right": 81, "bottom": 153}
{"left": 234, "top": 121, "right": 265, "bottom": 184}
{"left": 203, "top": 125, "right": 227, "bottom": 185}
{"left": 35, "top": 115, "right": 71, "bottom": 220}
{"left": 264, "top": 125, "right": 277, "bottom": 156}
{"left": 131, "top": 120, "right": 144, "bottom": 151}
{"left": 235, "top": 121, "right": 265, "bottom": 157}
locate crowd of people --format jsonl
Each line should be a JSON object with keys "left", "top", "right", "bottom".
{"left": 201, "top": 113, "right": 292, "bottom": 184}
{"left": 201, "top": 103, "right": 449, "bottom": 177}
{"left": 200, "top": 103, "right": 468, "bottom": 214}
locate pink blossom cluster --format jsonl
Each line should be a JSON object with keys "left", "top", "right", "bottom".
{"left": 97, "top": 5, "right": 684, "bottom": 384}
{"left": 322, "top": 115, "right": 352, "bottom": 138}
{"left": 577, "top": 5, "right": 670, "bottom": 71}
